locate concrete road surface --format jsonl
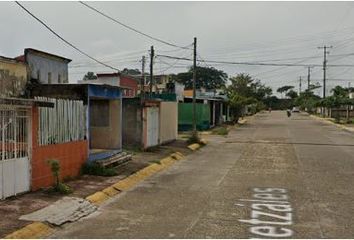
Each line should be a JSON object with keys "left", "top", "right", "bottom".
{"left": 51, "top": 111, "right": 354, "bottom": 238}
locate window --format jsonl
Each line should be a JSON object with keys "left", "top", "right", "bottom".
{"left": 58, "top": 74, "right": 61, "bottom": 84}
{"left": 48, "top": 72, "right": 52, "bottom": 84}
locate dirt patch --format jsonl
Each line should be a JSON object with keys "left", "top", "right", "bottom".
{"left": 0, "top": 139, "right": 191, "bottom": 238}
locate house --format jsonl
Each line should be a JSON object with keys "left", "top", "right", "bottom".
{"left": 0, "top": 97, "right": 55, "bottom": 199}
{"left": 31, "top": 84, "right": 123, "bottom": 164}
{"left": 79, "top": 72, "right": 139, "bottom": 98}
{"left": 122, "top": 95, "right": 178, "bottom": 149}
{"left": 0, "top": 55, "right": 28, "bottom": 98}
{"left": 16, "top": 48, "right": 71, "bottom": 84}
{"left": 179, "top": 89, "right": 230, "bottom": 131}
{"left": 140, "top": 74, "right": 172, "bottom": 94}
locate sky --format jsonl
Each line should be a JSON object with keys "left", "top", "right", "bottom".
{"left": 1, "top": 1, "right": 354, "bottom": 97}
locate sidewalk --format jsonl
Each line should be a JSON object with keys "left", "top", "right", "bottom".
{"left": 0, "top": 139, "right": 192, "bottom": 238}
{"left": 310, "top": 114, "right": 354, "bottom": 133}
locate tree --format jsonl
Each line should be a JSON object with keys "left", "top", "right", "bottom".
{"left": 176, "top": 66, "right": 228, "bottom": 90}
{"left": 317, "top": 86, "right": 353, "bottom": 122}
{"left": 277, "top": 85, "right": 294, "bottom": 98}
{"left": 295, "top": 89, "right": 321, "bottom": 113}
{"left": 82, "top": 72, "right": 97, "bottom": 80}
{"left": 121, "top": 68, "right": 141, "bottom": 75}
{"left": 226, "top": 74, "right": 271, "bottom": 122}
{"left": 286, "top": 90, "right": 298, "bottom": 99}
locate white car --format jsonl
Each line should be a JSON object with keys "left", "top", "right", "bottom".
{"left": 292, "top": 107, "right": 300, "bottom": 113}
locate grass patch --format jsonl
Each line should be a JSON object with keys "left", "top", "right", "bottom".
{"left": 46, "top": 182, "right": 73, "bottom": 195}
{"left": 81, "top": 163, "right": 118, "bottom": 176}
{"left": 212, "top": 126, "right": 229, "bottom": 136}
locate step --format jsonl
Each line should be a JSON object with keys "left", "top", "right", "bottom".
{"left": 95, "top": 152, "right": 132, "bottom": 167}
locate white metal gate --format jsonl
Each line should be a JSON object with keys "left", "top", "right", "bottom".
{"left": 0, "top": 106, "right": 31, "bottom": 199}
{"left": 146, "top": 107, "right": 159, "bottom": 148}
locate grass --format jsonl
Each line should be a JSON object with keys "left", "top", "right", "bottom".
{"left": 81, "top": 163, "right": 118, "bottom": 177}
{"left": 46, "top": 182, "right": 73, "bottom": 195}
{"left": 211, "top": 126, "right": 229, "bottom": 136}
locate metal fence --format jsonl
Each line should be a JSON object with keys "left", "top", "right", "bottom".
{"left": 35, "top": 97, "right": 86, "bottom": 145}
{"left": 0, "top": 105, "right": 29, "bottom": 160}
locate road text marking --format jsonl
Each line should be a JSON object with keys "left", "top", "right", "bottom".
{"left": 237, "top": 187, "right": 293, "bottom": 238}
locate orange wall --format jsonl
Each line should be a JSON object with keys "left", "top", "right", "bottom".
{"left": 31, "top": 107, "right": 88, "bottom": 191}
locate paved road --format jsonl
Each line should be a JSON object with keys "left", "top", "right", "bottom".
{"left": 52, "top": 111, "right": 354, "bottom": 238}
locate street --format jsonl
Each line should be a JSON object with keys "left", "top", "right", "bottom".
{"left": 52, "top": 111, "right": 354, "bottom": 238}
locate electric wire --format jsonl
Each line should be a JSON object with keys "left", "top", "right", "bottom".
{"left": 79, "top": 1, "right": 192, "bottom": 50}
{"left": 15, "top": 1, "right": 120, "bottom": 72}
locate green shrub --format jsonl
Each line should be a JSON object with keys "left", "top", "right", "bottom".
{"left": 57, "top": 182, "right": 73, "bottom": 194}
{"left": 187, "top": 132, "right": 200, "bottom": 144}
{"left": 47, "top": 159, "right": 73, "bottom": 194}
{"left": 212, "top": 127, "right": 229, "bottom": 136}
{"left": 81, "top": 163, "right": 117, "bottom": 176}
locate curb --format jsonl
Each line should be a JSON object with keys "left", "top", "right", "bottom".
{"left": 310, "top": 114, "right": 354, "bottom": 133}
{"left": 238, "top": 118, "right": 248, "bottom": 125}
{"left": 5, "top": 222, "right": 54, "bottom": 239}
{"left": 86, "top": 151, "right": 186, "bottom": 203}
{"left": 4, "top": 151, "right": 188, "bottom": 239}
{"left": 187, "top": 138, "right": 207, "bottom": 151}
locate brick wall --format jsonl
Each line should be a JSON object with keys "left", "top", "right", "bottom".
{"left": 120, "top": 76, "right": 138, "bottom": 98}
{"left": 31, "top": 107, "right": 88, "bottom": 190}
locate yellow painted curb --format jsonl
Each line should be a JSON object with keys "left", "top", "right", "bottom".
{"left": 86, "top": 191, "right": 110, "bottom": 205}
{"left": 5, "top": 222, "right": 53, "bottom": 239}
{"left": 170, "top": 152, "right": 184, "bottom": 160}
{"left": 102, "top": 186, "right": 120, "bottom": 197}
{"left": 188, "top": 143, "right": 201, "bottom": 151}
{"left": 134, "top": 164, "right": 161, "bottom": 178}
{"left": 111, "top": 152, "right": 183, "bottom": 192}
{"left": 112, "top": 174, "right": 142, "bottom": 191}
{"left": 200, "top": 138, "right": 208, "bottom": 145}
{"left": 160, "top": 157, "right": 175, "bottom": 167}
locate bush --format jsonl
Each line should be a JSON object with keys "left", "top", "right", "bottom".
{"left": 212, "top": 127, "right": 229, "bottom": 136}
{"left": 81, "top": 163, "right": 117, "bottom": 176}
{"left": 47, "top": 159, "right": 73, "bottom": 194}
{"left": 187, "top": 132, "right": 200, "bottom": 144}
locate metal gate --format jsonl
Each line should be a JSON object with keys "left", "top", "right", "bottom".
{"left": 146, "top": 107, "right": 159, "bottom": 148}
{"left": 0, "top": 106, "right": 31, "bottom": 199}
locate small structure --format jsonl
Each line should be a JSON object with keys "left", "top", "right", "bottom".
{"left": 16, "top": 48, "right": 72, "bottom": 84}
{"left": 122, "top": 98, "right": 160, "bottom": 149}
{"left": 122, "top": 95, "right": 178, "bottom": 149}
{"left": 79, "top": 73, "right": 139, "bottom": 98}
{"left": 0, "top": 55, "right": 28, "bottom": 98}
{"left": 31, "top": 84, "right": 123, "bottom": 164}
{"left": 180, "top": 89, "right": 230, "bottom": 130}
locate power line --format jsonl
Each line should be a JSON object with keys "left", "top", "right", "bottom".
{"left": 15, "top": 1, "right": 120, "bottom": 72}
{"left": 79, "top": 1, "right": 192, "bottom": 50}
{"left": 157, "top": 54, "right": 354, "bottom": 68}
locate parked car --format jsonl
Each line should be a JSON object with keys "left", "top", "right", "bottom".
{"left": 292, "top": 107, "right": 300, "bottom": 113}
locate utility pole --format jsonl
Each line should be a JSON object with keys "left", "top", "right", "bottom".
{"left": 307, "top": 66, "right": 313, "bottom": 90}
{"left": 141, "top": 55, "right": 145, "bottom": 100}
{"left": 318, "top": 45, "right": 332, "bottom": 98}
{"left": 192, "top": 37, "right": 198, "bottom": 139}
{"left": 299, "top": 76, "right": 302, "bottom": 94}
{"left": 149, "top": 46, "right": 154, "bottom": 97}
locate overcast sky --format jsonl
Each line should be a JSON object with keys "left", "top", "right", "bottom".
{"left": 1, "top": 1, "right": 354, "bottom": 96}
